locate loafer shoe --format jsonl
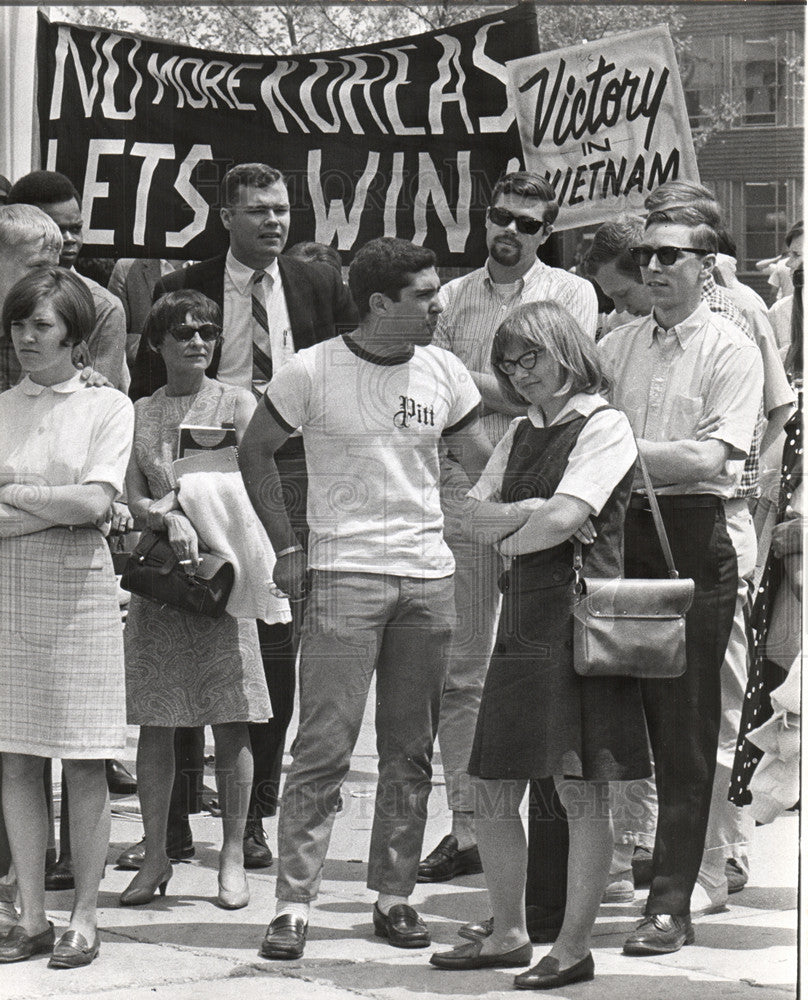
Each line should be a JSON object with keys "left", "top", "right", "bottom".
{"left": 602, "top": 869, "right": 634, "bottom": 903}
{"left": 458, "top": 913, "right": 561, "bottom": 946}
{"left": 430, "top": 938, "right": 532, "bottom": 970}
{"left": 458, "top": 915, "right": 494, "bottom": 940}
{"left": 48, "top": 930, "right": 100, "bottom": 969}
{"left": 372, "top": 903, "right": 430, "bottom": 948}
{"left": 259, "top": 913, "right": 307, "bottom": 960}
{"left": 115, "top": 829, "right": 194, "bottom": 870}
{"left": 243, "top": 817, "right": 274, "bottom": 869}
{"left": 417, "top": 835, "right": 483, "bottom": 883}
{"left": 0, "top": 900, "right": 20, "bottom": 935}
{"left": 0, "top": 922, "right": 54, "bottom": 963}
{"left": 632, "top": 846, "right": 654, "bottom": 887}
{"left": 105, "top": 759, "right": 137, "bottom": 795}
{"left": 623, "top": 914, "right": 695, "bottom": 955}
{"left": 514, "top": 952, "right": 595, "bottom": 990}
{"left": 45, "top": 855, "right": 74, "bottom": 892}
{"left": 726, "top": 858, "right": 748, "bottom": 894}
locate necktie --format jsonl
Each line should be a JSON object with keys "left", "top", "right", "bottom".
{"left": 252, "top": 270, "right": 273, "bottom": 390}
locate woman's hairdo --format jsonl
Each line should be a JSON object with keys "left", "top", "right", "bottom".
{"left": 144, "top": 289, "right": 222, "bottom": 349}
{"left": 2, "top": 266, "right": 94, "bottom": 347}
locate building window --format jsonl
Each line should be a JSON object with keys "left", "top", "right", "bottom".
{"left": 743, "top": 180, "right": 788, "bottom": 268}
{"left": 681, "top": 37, "right": 722, "bottom": 129}
{"left": 733, "top": 35, "right": 786, "bottom": 126}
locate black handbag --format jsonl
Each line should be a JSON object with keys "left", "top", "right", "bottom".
{"left": 121, "top": 529, "right": 234, "bottom": 618}
{"left": 572, "top": 454, "right": 695, "bottom": 679}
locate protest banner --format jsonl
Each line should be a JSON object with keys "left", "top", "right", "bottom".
{"left": 507, "top": 25, "right": 699, "bottom": 231}
{"left": 36, "top": 6, "right": 538, "bottom": 263}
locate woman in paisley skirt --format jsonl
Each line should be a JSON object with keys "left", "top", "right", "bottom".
{"left": 120, "top": 290, "right": 270, "bottom": 911}
{"left": 0, "top": 266, "right": 133, "bottom": 967}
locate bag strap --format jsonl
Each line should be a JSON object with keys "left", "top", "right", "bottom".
{"left": 573, "top": 449, "right": 682, "bottom": 586}
{"left": 637, "top": 451, "right": 680, "bottom": 580}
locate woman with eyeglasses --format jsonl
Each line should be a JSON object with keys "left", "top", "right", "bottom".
{"left": 430, "top": 302, "right": 650, "bottom": 989}
{"left": 120, "top": 290, "right": 270, "bottom": 911}
{"left": 0, "top": 267, "right": 133, "bottom": 968}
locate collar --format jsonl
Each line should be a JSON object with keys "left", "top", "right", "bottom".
{"left": 226, "top": 249, "right": 280, "bottom": 294}
{"left": 20, "top": 370, "right": 84, "bottom": 396}
{"left": 526, "top": 391, "right": 607, "bottom": 428}
{"left": 648, "top": 300, "right": 711, "bottom": 349}
{"left": 483, "top": 257, "right": 544, "bottom": 292}
{"left": 343, "top": 334, "right": 414, "bottom": 367}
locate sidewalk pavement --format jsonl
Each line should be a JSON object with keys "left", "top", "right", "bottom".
{"left": 7, "top": 686, "right": 798, "bottom": 1000}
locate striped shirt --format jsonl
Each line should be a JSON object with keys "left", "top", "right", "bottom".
{"left": 433, "top": 259, "right": 598, "bottom": 444}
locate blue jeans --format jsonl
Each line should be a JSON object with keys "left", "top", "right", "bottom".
{"left": 275, "top": 571, "right": 455, "bottom": 902}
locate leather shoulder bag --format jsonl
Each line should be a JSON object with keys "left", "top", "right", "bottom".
{"left": 572, "top": 454, "right": 695, "bottom": 679}
{"left": 121, "top": 529, "right": 234, "bottom": 618}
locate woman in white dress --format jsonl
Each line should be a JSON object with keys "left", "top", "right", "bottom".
{"left": 0, "top": 267, "right": 133, "bottom": 968}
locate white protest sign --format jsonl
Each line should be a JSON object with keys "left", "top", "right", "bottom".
{"left": 507, "top": 25, "right": 699, "bottom": 230}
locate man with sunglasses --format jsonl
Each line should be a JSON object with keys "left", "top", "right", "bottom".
{"left": 121, "top": 163, "right": 357, "bottom": 876}
{"left": 418, "top": 171, "right": 597, "bottom": 941}
{"left": 597, "top": 208, "right": 763, "bottom": 956}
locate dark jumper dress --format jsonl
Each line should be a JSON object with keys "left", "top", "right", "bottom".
{"left": 468, "top": 409, "right": 652, "bottom": 782}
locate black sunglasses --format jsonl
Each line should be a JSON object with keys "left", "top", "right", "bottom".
{"left": 168, "top": 323, "right": 222, "bottom": 343}
{"left": 629, "top": 245, "right": 710, "bottom": 267}
{"left": 487, "top": 206, "right": 546, "bottom": 236}
{"left": 495, "top": 348, "right": 543, "bottom": 376}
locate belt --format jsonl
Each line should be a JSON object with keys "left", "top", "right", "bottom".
{"left": 629, "top": 493, "right": 724, "bottom": 511}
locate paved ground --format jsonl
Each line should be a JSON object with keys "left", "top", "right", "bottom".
{"left": 5, "top": 683, "right": 799, "bottom": 1000}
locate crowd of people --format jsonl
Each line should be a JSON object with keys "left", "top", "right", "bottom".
{"left": 0, "top": 161, "right": 801, "bottom": 990}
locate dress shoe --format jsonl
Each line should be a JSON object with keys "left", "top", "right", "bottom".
{"left": 0, "top": 922, "right": 54, "bottom": 963}
{"left": 119, "top": 862, "right": 173, "bottom": 906}
{"left": 726, "top": 858, "right": 748, "bottom": 894}
{"left": 105, "top": 759, "right": 137, "bottom": 795}
{"left": 217, "top": 868, "right": 250, "bottom": 909}
{"left": 602, "top": 868, "right": 634, "bottom": 903}
{"left": 632, "top": 845, "right": 654, "bottom": 887}
{"left": 259, "top": 913, "right": 307, "bottom": 959}
{"left": 243, "top": 816, "right": 273, "bottom": 869}
{"left": 45, "top": 855, "right": 74, "bottom": 891}
{"left": 430, "top": 938, "right": 532, "bottom": 970}
{"left": 514, "top": 952, "right": 595, "bottom": 990}
{"left": 458, "top": 912, "right": 560, "bottom": 946}
{"left": 48, "top": 930, "right": 100, "bottom": 969}
{"left": 623, "top": 913, "right": 695, "bottom": 955}
{"left": 458, "top": 915, "right": 494, "bottom": 941}
{"left": 417, "top": 835, "right": 483, "bottom": 883}
{"left": 115, "top": 828, "right": 194, "bottom": 870}
{"left": 372, "top": 903, "right": 430, "bottom": 948}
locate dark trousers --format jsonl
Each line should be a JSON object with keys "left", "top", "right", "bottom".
{"left": 525, "top": 776, "right": 569, "bottom": 926}
{"left": 169, "top": 443, "right": 307, "bottom": 831}
{"left": 626, "top": 500, "right": 737, "bottom": 916}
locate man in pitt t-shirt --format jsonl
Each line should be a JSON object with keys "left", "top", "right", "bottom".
{"left": 240, "top": 238, "right": 492, "bottom": 960}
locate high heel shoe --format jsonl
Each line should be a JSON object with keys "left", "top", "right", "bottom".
{"left": 217, "top": 868, "right": 249, "bottom": 910}
{"left": 119, "top": 862, "right": 173, "bottom": 906}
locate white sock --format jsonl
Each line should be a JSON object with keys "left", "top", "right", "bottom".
{"left": 376, "top": 893, "right": 408, "bottom": 915}
{"left": 275, "top": 901, "right": 310, "bottom": 922}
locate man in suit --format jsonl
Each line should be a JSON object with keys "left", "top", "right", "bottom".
{"left": 120, "top": 162, "right": 357, "bottom": 872}
{"left": 108, "top": 258, "right": 186, "bottom": 365}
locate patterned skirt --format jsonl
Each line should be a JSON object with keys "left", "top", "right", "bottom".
{"left": 0, "top": 527, "right": 126, "bottom": 758}
{"left": 124, "top": 595, "right": 271, "bottom": 727}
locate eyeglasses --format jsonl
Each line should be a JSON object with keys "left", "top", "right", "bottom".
{"left": 629, "top": 245, "right": 710, "bottom": 267}
{"left": 487, "top": 206, "right": 546, "bottom": 236}
{"left": 168, "top": 323, "right": 222, "bottom": 343}
{"left": 495, "top": 348, "right": 544, "bottom": 376}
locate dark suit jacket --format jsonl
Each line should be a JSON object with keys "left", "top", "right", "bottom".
{"left": 129, "top": 254, "right": 357, "bottom": 401}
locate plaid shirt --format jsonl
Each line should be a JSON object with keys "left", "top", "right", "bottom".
{"left": 0, "top": 338, "right": 22, "bottom": 393}
{"left": 702, "top": 275, "right": 761, "bottom": 499}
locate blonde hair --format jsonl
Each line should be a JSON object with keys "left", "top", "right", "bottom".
{"left": 491, "top": 301, "right": 605, "bottom": 407}
{"left": 0, "top": 204, "right": 62, "bottom": 257}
